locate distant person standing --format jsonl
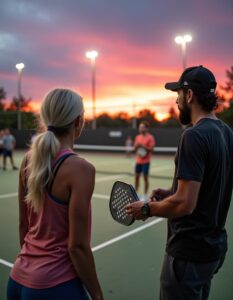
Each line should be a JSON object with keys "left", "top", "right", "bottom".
{"left": 0, "top": 130, "right": 4, "bottom": 169}
{"left": 125, "top": 135, "right": 133, "bottom": 157}
{"left": 30, "top": 133, "right": 37, "bottom": 145}
{"left": 3, "top": 128, "right": 18, "bottom": 170}
{"left": 134, "top": 121, "right": 155, "bottom": 200}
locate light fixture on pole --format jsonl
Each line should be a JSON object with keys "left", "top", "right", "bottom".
{"left": 15, "top": 62, "right": 25, "bottom": 130}
{"left": 85, "top": 50, "right": 98, "bottom": 130}
{"left": 175, "top": 34, "right": 192, "bottom": 70}
{"left": 132, "top": 100, "right": 137, "bottom": 129}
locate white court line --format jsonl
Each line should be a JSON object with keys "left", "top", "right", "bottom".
{"left": 95, "top": 160, "right": 127, "bottom": 167}
{"left": 0, "top": 192, "right": 109, "bottom": 200}
{"left": 151, "top": 165, "right": 173, "bottom": 172}
{"left": 0, "top": 193, "right": 109, "bottom": 201}
{"left": 0, "top": 259, "right": 13, "bottom": 268}
{"left": 0, "top": 218, "right": 164, "bottom": 268}
{"left": 95, "top": 174, "right": 127, "bottom": 183}
{"left": 0, "top": 164, "right": 173, "bottom": 200}
{"left": 0, "top": 193, "right": 18, "bottom": 199}
{"left": 93, "top": 193, "right": 109, "bottom": 199}
{"left": 0, "top": 165, "right": 170, "bottom": 267}
{"left": 92, "top": 218, "right": 164, "bottom": 252}
{"left": 0, "top": 173, "right": 127, "bottom": 200}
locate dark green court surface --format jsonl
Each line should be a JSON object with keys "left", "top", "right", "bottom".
{"left": 0, "top": 151, "right": 232, "bottom": 300}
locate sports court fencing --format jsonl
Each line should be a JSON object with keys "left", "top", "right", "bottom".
{"left": 11, "top": 127, "right": 183, "bottom": 150}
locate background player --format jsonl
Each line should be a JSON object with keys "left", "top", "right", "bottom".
{"left": 134, "top": 121, "right": 155, "bottom": 201}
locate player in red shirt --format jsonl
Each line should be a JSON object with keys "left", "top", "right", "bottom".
{"left": 134, "top": 121, "right": 155, "bottom": 201}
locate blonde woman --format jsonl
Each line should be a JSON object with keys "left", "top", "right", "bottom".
{"left": 7, "top": 89, "right": 103, "bottom": 300}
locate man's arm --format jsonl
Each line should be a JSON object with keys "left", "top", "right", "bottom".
{"left": 126, "top": 179, "right": 201, "bottom": 219}
{"left": 134, "top": 136, "right": 141, "bottom": 151}
{"left": 149, "top": 179, "right": 201, "bottom": 218}
{"left": 13, "top": 136, "right": 16, "bottom": 149}
{"left": 143, "top": 135, "right": 155, "bottom": 152}
{"left": 150, "top": 187, "right": 172, "bottom": 201}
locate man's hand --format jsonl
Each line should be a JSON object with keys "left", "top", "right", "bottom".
{"left": 125, "top": 201, "right": 147, "bottom": 220}
{"left": 150, "top": 188, "right": 171, "bottom": 202}
{"left": 134, "top": 143, "right": 142, "bottom": 149}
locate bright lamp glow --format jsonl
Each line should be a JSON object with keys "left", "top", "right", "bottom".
{"left": 85, "top": 50, "right": 98, "bottom": 60}
{"left": 175, "top": 36, "right": 183, "bottom": 44}
{"left": 175, "top": 34, "right": 192, "bottom": 44}
{"left": 184, "top": 34, "right": 192, "bottom": 42}
{"left": 15, "top": 63, "right": 25, "bottom": 71}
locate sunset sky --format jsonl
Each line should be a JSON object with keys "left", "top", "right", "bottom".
{"left": 0, "top": 0, "right": 232, "bottom": 120}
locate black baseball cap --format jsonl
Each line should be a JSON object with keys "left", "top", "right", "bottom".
{"left": 165, "top": 65, "right": 217, "bottom": 93}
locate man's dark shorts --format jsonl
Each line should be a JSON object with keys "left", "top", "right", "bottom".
{"left": 3, "top": 149, "right": 13, "bottom": 158}
{"left": 135, "top": 162, "right": 150, "bottom": 175}
{"left": 160, "top": 253, "right": 225, "bottom": 300}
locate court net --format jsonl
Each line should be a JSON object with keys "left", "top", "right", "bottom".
{"left": 73, "top": 144, "right": 175, "bottom": 180}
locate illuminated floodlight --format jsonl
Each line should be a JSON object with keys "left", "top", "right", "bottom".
{"left": 15, "top": 62, "right": 25, "bottom": 71}
{"left": 85, "top": 50, "right": 98, "bottom": 129}
{"left": 85, "top": 50, "right": 98, "bottom": 60}
{"left": 174, "top": 34, "right": 192, "bottom": 69}
{"left": 184, "top": 34, "right": 192, "bottom": 42}
{"left": 175, "top": 36, "right": 183, "bottom": 44}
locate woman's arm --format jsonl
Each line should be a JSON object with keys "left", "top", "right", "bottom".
{"left": 18, "top": 155, "right": 29, "bottom": 247}
{"left": 68, "top": 158, "right": 103, "bottom": 300}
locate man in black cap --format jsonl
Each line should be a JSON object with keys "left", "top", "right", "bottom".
{"left": 125, "top": 66, "right": 233, "bottom": 300}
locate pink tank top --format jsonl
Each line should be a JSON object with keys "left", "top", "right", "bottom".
{"left": 10, "top": 149, "right": 92, "bottom": 288}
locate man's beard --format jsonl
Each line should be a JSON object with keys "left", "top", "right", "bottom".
{"left": 179, "top": 100, "right": 191, "bottom": 125}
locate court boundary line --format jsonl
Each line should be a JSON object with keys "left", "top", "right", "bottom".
{"left": 92, "top": 217, "right": 164, "bottom": 252}
{"left": 0, "top": 173, "right": 129, "bottom": 200}
{"left": 0, "top": 162, "right": 171, "bottom": 267}
{"left": 0, "top": 218, "right": 164, "bottom": 268}
{"left": 0, "top": 192, "right": 109, "bottom": 200}
{"left": 0, "top": 163, "right": 173, "bottom": 200}
{"left": 0, "top": 259, "right": 13, "bottom": 268}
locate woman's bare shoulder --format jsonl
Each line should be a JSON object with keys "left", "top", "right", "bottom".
{"left": 65, "top": 155, "right": 95, "bottom": 175}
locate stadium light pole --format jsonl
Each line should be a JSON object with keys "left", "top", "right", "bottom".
{"left": 86, "top": 50, "right": 98, "bottom": 130}
{"left": 175, "top": 34, "right": 192, "bottom": 70}
{"left": 132, "top": 100, "right": 137, "bottom": 129}
{"left": 15, "top": 62, "right": 25, "bottom": 130}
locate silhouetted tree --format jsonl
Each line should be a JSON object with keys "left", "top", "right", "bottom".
{"left": 112, "top": 112, "right": 130, "bottom": 127}
{"left": 7, "top": 95, "right": 32, "bottom": 111}
{"left": 168, "top": 107, "right": 177, "bottom": 119}
{"left": 218, "top": 100, "right": 233, "bottom": 127}
{"left": 160, "top": 106, "right": 180, "bottom": 127}
{"left": 218, "top": 66, "right": 233, "bottom": 126}
{"left": 137, "top": 109, "right": 159, "bottom": 127}
{"left": 96, "top": 112, "right": 131, "bottom": 127}
{"left": 220, "top": 66, "right": 233, "bottom": 99}
{"left": 96, "top": 113, "right": 114, "bottom": 127}
{"left": 0, "top": 87, "right": 7, "bottom": 110}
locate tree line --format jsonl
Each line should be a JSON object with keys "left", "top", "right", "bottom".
{"left": 0, "top": 66, "right": 233, "bottom": 129}
{"left": 0, "top": 91, "right": 38, "bottom": 129}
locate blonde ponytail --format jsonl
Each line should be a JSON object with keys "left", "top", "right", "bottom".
{"left": 25, "top": 88, "right": 83, "bottom": 212}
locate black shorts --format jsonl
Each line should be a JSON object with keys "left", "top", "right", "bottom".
{"left": 3, "top": 149, "right": 13, "bottom": 158}
{"left": 135, "top": 162, "right": 150, "bottom": 175}
{"left": 0, "top": 148, "right": 3, "bottom": 155}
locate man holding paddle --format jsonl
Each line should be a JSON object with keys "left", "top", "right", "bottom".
{"left": 126, "top": 66, "right": 233, "bottom": 300}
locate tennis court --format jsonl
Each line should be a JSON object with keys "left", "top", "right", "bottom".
{"left": 0, "top": 150, "right": 233, "bottom": 300}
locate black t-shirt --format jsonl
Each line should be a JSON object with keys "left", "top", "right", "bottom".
{"left": 166, "top": 118, "right": 233, "bottom": 262}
